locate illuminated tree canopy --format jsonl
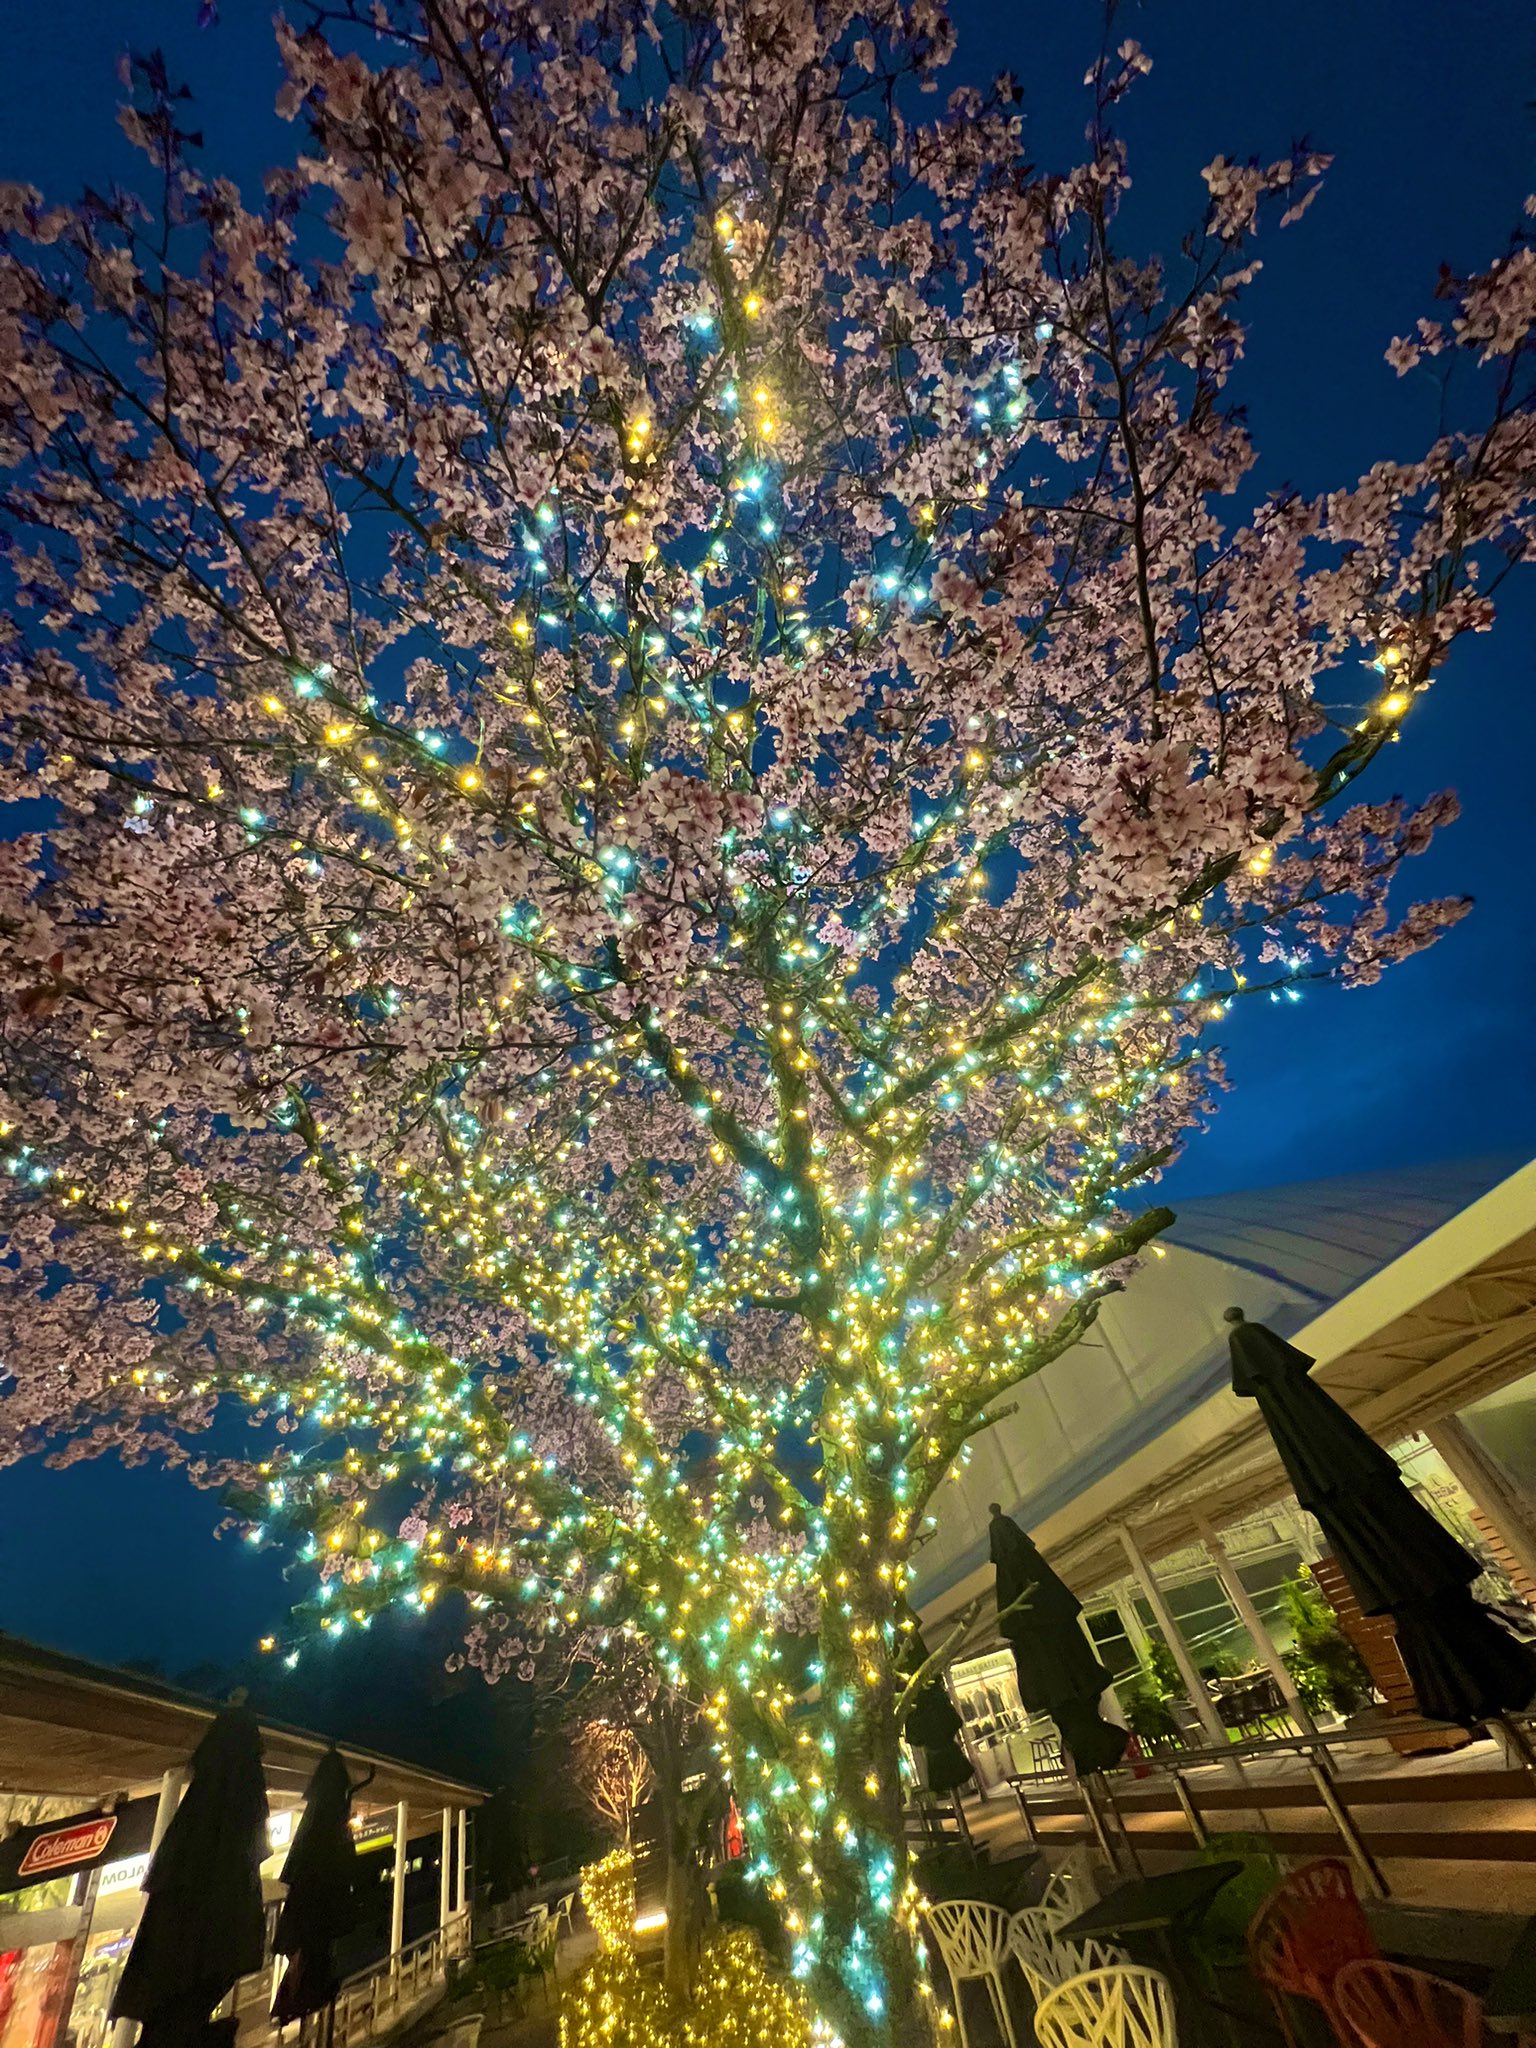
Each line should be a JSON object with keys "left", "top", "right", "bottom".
{"left": 1, "top": 4, "right": 1533, "bottom": 2039}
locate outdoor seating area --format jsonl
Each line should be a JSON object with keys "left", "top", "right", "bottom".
{"left": 916, "top": 1844, "right": 1536, "bottom": 2047}
{"left": 1207, "top": 1677, "right": 1293, "bottom": 1744}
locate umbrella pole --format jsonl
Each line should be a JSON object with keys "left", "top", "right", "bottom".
{"left": 948, "top": 1790, "right": 976, "bottom": 1861}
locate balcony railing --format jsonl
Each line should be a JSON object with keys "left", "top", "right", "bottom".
{"left": 245, "top": 1912, "right": 471, "bottom": 2048}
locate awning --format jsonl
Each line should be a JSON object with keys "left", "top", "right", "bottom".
{"left": 0, "top": 1633, "right": 484, "bottom": 1837}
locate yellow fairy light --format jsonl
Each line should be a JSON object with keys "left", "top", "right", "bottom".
{"left": 580, "top": 1848, "right": 637, "bottom": 1953}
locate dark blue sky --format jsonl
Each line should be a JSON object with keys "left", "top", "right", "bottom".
{"left": 2, "top": 1, "right": 1533, "bottom": 1675}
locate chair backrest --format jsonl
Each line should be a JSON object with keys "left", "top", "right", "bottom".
{"left": 1040, "top": 1853, "right": 1095, "bottom": 1919}
{"left": 926, "top": 1899, "right": 1013, "bottom": 1980}
{"left": 1031, "top": 1735, "right": 1066, "bottom": 1776}
{"left": 1008, "top": 1908, "right": 1069, "bottom": 2004}
{"left": 1334, "top": 1960, "right": 1489, "bottom": 2048}
{"left": 1009, "top": 1912, "right": 1125, "bottom": 1986}
{"left": 1062, "top": 1936, "right": 1130, "bottom": 1979}
{"left": 1034, "top": 1965, "right": 1178, "bottom": 2048}
{"left": 1247, "top": 1857, "right": 1378, "bottom": 2006}
{"left": 1011, "top": 1905, "right": 1070, "bottom": 1950}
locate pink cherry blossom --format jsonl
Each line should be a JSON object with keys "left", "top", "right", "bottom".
{"left": 0, "top": 12, "right": 1532, "bottom": 2040}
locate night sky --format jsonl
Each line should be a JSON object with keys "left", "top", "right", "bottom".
{"left": 2, "top": 2, "right": 1533, "bottom": 1689}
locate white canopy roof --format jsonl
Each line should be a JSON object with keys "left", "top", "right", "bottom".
{"left": 913, "top": 1154, "right": 1536, "bottom": 1627}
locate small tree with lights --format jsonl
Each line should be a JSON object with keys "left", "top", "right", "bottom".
{"left": 2, "top": 6, "right": 1533, "bottom": 2041}
{"left": 572, "top": 1718, "right": 654, "bottom": 1845}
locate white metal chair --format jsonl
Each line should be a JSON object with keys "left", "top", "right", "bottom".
{"left": 511, "top": 1902, "right": 549, "bottom": 1943}
{"left": 1034, "top": 1965, "right": 1179, "bottom": 2048}
{"left": 1008, "top": 1911, "right": 1125, "bottom": 2009}
{"left": 1007, "top": 1906, "right": 1070, "bottom": 2005}
{"left": 1040, "top": 1851, "right": 1097, "bottom": 1919}
{"left": 924, "top": 1899, "right": 1022, "bottom": 2048}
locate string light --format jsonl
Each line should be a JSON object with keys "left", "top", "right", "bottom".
{"left": 560, "top": 1901, "right": 820, "bottom": 2048}
{"left": 581, "top": 1848, "right": 639, "bottom": 1954}
{"left": 1, "top": 25, "right": 1485, "bottom": 2043}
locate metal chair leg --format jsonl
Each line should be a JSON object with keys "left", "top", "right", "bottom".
{"left": 988, "top": 1970, "right": 1020, "bottom": 2048}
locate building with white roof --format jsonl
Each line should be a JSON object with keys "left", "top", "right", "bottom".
{"left": 910, "top": 1154, "right": 1536, "bottom": 1785}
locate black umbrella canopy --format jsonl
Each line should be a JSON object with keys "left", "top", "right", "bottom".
{"left": 111, "top": 1699, "right": 269, "bottom": 2048}
{"left": 896, "top": 1630, "right": 974, "bottom": 1796}
{"left": 989, "top": 1506, "right": 1129, "bottom": 1776}
{"left": 272, "top": 1748, "right": 362, "bottom": 2024}
{"left": 1226, "top": 1308, "right": 1536, "bottom": 1724}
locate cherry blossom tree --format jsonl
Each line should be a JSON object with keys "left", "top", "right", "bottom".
{"left": 2, "top": 4, "right": 1535, "bottom": 2040}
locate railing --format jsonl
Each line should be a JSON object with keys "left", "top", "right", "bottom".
{"left": 908, "top": 1710, "right": 1536, "bottom": 1901}
{"left": 304, "top": 1913, "right": 471, "bottom": 2048}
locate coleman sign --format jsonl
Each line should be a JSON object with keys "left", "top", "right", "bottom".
{"left": 18, "top": 1817, "right": 118, "bottom": 1879}
{"left": 0, "top": 1796, "right": 157, "bottom": 1893}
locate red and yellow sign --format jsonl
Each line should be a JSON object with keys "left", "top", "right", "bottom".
{"left": 14, "top": 1821, "right": 118, "bottom": 1885}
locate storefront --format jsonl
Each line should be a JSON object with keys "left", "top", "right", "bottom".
{"left": 0, "top": 1799, "right": 158, "bottom": 2048}
{"left": 0, "top": 1637, "right": 483, "bottom": 2048}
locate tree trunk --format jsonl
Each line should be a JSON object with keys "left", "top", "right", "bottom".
{"left": 803, "top": 1707, "right": 938, "bottom": 2048}
{"left": 731, "top": 1527, "right": 941, "bottom": 2048}
{"left": 649, "top": 1693, "right": 701, "bottom": 2002}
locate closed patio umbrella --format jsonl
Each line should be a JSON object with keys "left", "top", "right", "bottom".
{"left": 989, "top": 1506, "right": 1129, "bottom": 1775}
{"left": 1226, "top": 1307, "right": 1536, "bottom": 1724}
{"left": 896, "top": 1630, "right": 974, "bottom": 1795}
{"left": 111, "top": 1698, "right": 269, "bottom": 2048}
{"left": 272, "top": 1748, "right": 361, "bottom": 2025}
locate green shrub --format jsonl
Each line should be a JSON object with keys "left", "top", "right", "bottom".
{"left": 1118, "top": 1665, "right": 1180, "bottom": 1745}
{"left": 1281, "top": 1574, "right": 1373, "bottom": 1715}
